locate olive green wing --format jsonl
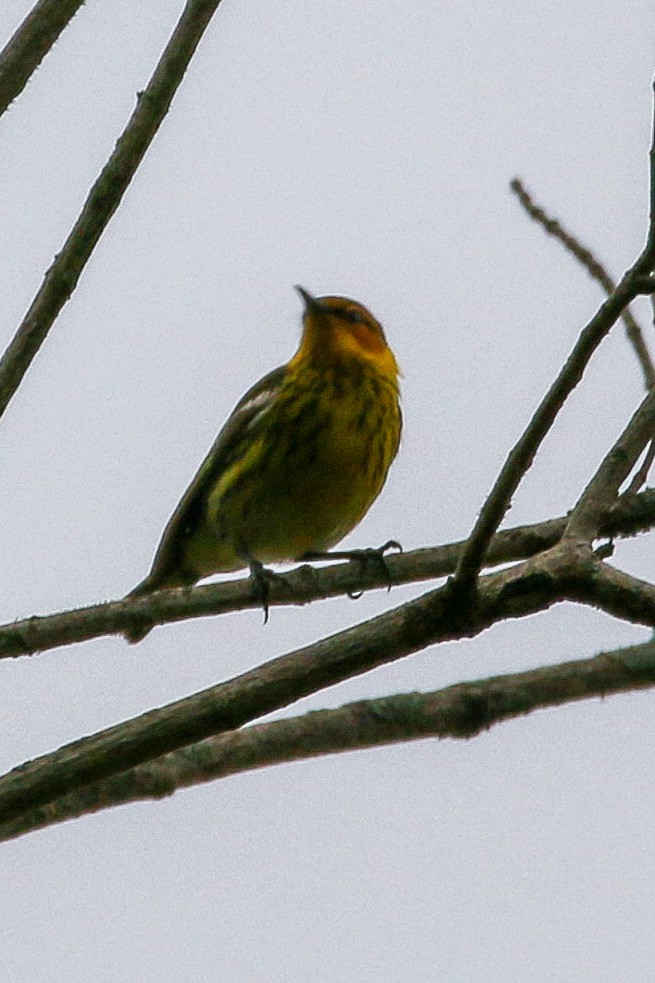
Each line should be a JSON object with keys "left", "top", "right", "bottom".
{"left": 128, "top": 364, "right": 287, "bottom": 594}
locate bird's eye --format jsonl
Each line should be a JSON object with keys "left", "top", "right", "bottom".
{"left": 344, "top": 308, "right": 363, "bottom": 324}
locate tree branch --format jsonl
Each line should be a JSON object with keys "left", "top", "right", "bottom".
{"left": 633, "top": 275, "right": 655, "bottom": 294}
{"left": 567, "top": 558, "right": 655, "bottom": 628}
{"left": 0, "top": 555, "right": 572, "bottom": 826}
{"left": 3, "top": 488, "right": 655, "bottom": 659}
{"left": 626, "top": 439, "right": 655, "bottom": 495}
{"left": 4, "top": 523, "right": 655, "bottom": 828}
{"left": 5, "top": 535, "right": 655, "bottom": 828}
{"left": 451, "top": 274, "right": 648, "bottom": 591}
{"left": 0, "top": 0, "right": 87, "bottom": 117}
{"left": 565, "top": 388, "right": 655, "bottom": 542}
{"left": 4, "top": 635, "right": 655, "bottom": 841}
{"left": 0, "top": 0, "right": 225, "bottom": 421}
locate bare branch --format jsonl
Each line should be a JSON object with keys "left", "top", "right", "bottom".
{"left": 0, "top": 0, "right": 87, "bottom": 117}
{"left": 567, "top": 558, "right": 655, "bottom": 628}
{"left": 5, "top": 526, "right": 655, "bottom": 827}
{"left": 626, "top": 440, "right": 655, "bottom": 496}
{"left": 4, "top": 635, "right": 655, "bottom": 841}
{"left": 5, "top": 536, "right": 655, "bottom": 827}
{"left": 634, "top": 275, "right": 655, "bottom": 294}
{"left": 510, "top": 177, "right": 655, "bottom": 389}
{"left": 0, "top": 0, "right": 226, "bottom": 421}
{"left": 0, "top": 556, "right": 573, "bottom": 826}
{"left": 565, "top": 388, "right": 655, "bottom": 542}
{"left": 451, "top": 274, "right": 645, "bottom": 592}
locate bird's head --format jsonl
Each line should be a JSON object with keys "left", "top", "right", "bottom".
{"left": 292, "top": 286, "right": 399, "bottom": 380}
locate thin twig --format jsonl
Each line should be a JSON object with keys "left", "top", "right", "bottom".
{"left": 2, "top": 488, "right": 655, "bottom": 659}
{"left": 0, "top": 0, "right": 87, "bottom": 117}
{"left": 4, "top": 635, "right": 655, "bottom": 841}
{"left": 510, "top": 177, "right": 655, "bottom": 389}
{"left": 0, "top": 0, "right": 225, "bottom": 421}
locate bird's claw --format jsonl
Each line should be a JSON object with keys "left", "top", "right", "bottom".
{"left": 299, "top": 540, "right": 401, "bottom": 600}
{"left": 247, "top": 559, "right": 279, "bottom": 624}
{"left": 348, "top": 540, "right": 402, "bottom": 593}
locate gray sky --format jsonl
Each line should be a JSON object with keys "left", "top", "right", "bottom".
{"left": 1, "top": 1, "right": 654, "bottom": 980}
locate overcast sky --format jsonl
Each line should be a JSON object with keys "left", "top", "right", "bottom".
{"left": 1, "top": 1, "right": 654, "bottom": 980}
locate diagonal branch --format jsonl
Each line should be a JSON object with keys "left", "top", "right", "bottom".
{"left": 510, "top": 177, "right": 655, "bottom": 389}
{"left": 565, "top": 388, "right": 655, "bottom": 542}
{"left": 4, "top": 634, "right": 655, "bottom": 842}
{"left": 0, "top": 0, "right": 225, "bottom": 421}
{"left": 626, "top": 439, "right": 655, "bottom": 495}
{"left": 451, "top": 273, "right": 648, "bottom": 592}
{"left": 0, "top": 0, "right": 87, "bottom": 117}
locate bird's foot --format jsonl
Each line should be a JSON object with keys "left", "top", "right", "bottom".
{"left": 300, "top": 540, "right": 402, "bottom": 598}
{"left": 247, "top": 558, "right": 280, "bottom": 624}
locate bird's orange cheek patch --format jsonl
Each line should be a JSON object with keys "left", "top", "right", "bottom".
{"left": 349, "top": 324, "right": 387, "bottom": 354}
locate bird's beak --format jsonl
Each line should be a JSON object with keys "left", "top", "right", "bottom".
{"left": 294, "top": 284, "right": 322, "bottom": 314}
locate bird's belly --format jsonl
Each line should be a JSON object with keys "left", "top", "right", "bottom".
{"left": 238, "top": 434, "right": 380, "bottom": 560}
{"left": 209, "top": 405, "right": 396, "bottom": 565}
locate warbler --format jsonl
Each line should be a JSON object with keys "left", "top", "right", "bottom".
{"left": 124, "top": 286, "right": 401, "bottom": 641}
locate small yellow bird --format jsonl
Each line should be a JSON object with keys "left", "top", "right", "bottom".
{"left": 125, "top": 286, "right": 401, "bottom": 641}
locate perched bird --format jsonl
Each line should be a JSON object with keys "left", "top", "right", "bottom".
{"left": 124, "top": 286, "right": 402, "bottom": 641}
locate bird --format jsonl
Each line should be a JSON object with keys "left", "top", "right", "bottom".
{"left": 124, "top": 286, "right": 402, "bottom": 641}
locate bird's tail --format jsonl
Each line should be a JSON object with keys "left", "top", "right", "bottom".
{"left": 123, "top": 575, "right": 159, "bottom": 644}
